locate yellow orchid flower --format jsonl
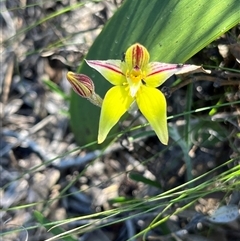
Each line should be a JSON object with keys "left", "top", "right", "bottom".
{"left": 86, "top": 43, "right": 204, "bottom": 145}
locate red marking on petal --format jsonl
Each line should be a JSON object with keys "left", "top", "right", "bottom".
{"left": 147, "top": 66, "right": 178, "bottom": 77}
{"left": 132, "top": 44, "right": 143, "bottom": 68}
{"left": 88, "top": 61, "right": 125, "bottom": 76}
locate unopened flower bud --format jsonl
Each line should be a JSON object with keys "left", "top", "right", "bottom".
{"left": 66, "top": 72, "right": 103, "bottom": 107}
{"left": 67, "top": 72, "right": 94, "bottom": 98}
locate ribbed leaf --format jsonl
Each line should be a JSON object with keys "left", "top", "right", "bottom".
{"left": 70, "top": 0, "right": 240, "bottom": 148}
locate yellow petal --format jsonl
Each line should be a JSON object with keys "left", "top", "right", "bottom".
{"left": 146, "top": 62, "right": 204, "bottom": 87}
{"left": 98, "top": 86, "right": 134, "bottom": 143}
{"left": 136, "top": 86, "right": 168, "bottom": 145}
{"left": 85, "top": 60, "right": 126, "bottom": 85}
{"left": 125, "top": 43, "right": 149, "bottom": 70}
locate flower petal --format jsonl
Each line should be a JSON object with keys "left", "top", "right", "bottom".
{"left": 98, "top": 86, "right": 134, "bottom": 143}
{"left": 146, "top": 62, "right": 202, "bottom": 87}
{"left": 136, "top": 85, "right": 168, "bottom": 145}
{"left": 125, "top": 43, "right": 149, "bottom": 70}
{"left": 86, "top": 60, "right": 125, "bottom": 85}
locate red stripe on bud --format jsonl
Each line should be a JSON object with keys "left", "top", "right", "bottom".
{"left": 67, "top": 72, "right": 94, "bottom": 98}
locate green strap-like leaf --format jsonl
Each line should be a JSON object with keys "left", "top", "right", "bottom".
{"left": 70, "top": 0, "right": 240, "bottom": 148}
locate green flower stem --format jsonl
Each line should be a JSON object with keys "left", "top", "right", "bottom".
{"left": 184, "top": 82, "right": 193, "bottom": 183}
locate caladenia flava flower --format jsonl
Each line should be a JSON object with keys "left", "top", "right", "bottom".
{"left": 85, "top": 43, "right": 207, "bottom": 145}
{"left": 67, "top": 72, "right": 103, "bottom": 107}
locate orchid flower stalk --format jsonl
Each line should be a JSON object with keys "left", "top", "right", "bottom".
{"left": 85, "top": 43, "right": 207, "bottom": 145}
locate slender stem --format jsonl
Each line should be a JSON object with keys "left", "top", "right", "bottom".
{"left": 184, "top": 83, "right": 193, "bottom": 183}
